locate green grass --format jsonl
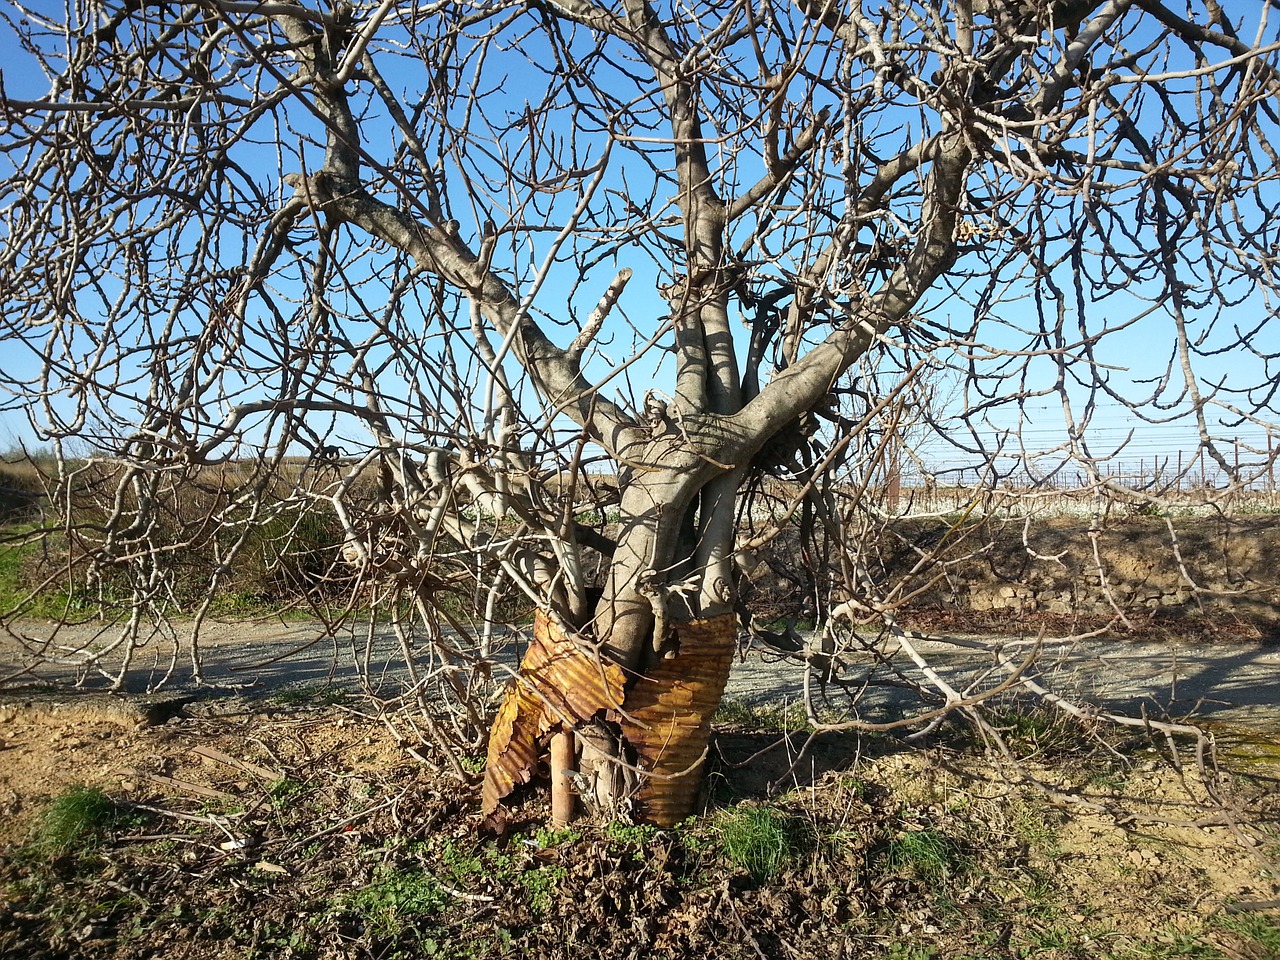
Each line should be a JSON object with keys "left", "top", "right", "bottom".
{"left": 716, "top": 805, "right": 797, "bottom": 882}
{"left": 29, "top": 785, "right": 118, "bottom": 856}
{"left": 1087, "top": 765, "right": 1130, "bottom": 793}
{"left": 271, "top": 683, "right": 351, "bottom": 707}
{"left": 571, "top": 508, "right": 623, "bottom": 525}
{"left": 0, "top": 534, "right": 32, "bottom": 616}
{"left": 988, "top": 703, "right": 1091, "bottom": 758}
{"left": 1105, "top": 920, "right": 1236, "bottom": 960}
{"left": 1213, "top": 911, "right": 1280, "bottom": 957}
{"left": 1023, "top": 921, "right": 1089, "bottom": 954}
{"left": 1019, "top": 869, "right": 1061, "bottom": 919}
{"left": 713, "top": 697, "right": 807, "bottom": 732}
{"left": 880, "top": 827, "right": 964, "bottom": 882}
{"left": 1008, "top": 800, "right": 1061, "bottom": 855}
{"left": 0, "top": 462, "right": 361, "bottom": 620}
{"left": 0, "top": 525, "right": 97, "bottom": 619}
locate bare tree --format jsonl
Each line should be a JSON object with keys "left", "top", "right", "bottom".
{"left": 2, "top": 0, "right": 1278, "bottom": 823}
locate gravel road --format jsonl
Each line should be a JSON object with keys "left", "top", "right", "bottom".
{"left": 2, "top": 617, "right": 1277, "bottom": 729}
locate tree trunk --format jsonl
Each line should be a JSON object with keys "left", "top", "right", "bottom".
{"left": 484, "top": 446, "right": 743, "bottom": 826}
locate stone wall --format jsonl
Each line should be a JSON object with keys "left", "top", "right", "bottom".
{"left": 892, "top": 515, "right": 1280, "bottom": 632}
{"left": 750, "top": 514, "right": 1280, "bottom": 637}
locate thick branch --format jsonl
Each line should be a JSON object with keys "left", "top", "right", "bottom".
{"left": 728, "top": 133, "right": 972, "bottom": 462}
{"left": 280, "top": 171, "right": 639, "bottom": 452}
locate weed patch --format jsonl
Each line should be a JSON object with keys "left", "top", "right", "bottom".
{"left": 716, "top": 805, "right": 798, "bottom": 882}
{"left": 1211, "top": 911, "right": 1280, "bottom": 957}
{"left": 28, "top": 785, "right": 119, "bottom": 856}
{"left": 604, "top": 820, "right": 661, "bottom": 847}
{"left": 271, "top": 684, "right": 351, "bottom": 707}
{"left": 879, "top": 826, "right": 965, "bottom": 882}
{"left": 348, "top": 866, "right": 447, "bottom": 939}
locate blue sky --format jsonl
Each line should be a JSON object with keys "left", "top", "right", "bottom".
{"left": 0, "top": 2, "right": 1276, "bottom": 491}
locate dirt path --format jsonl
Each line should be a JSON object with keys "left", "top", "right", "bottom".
{"left": 2, "top": 617, "right": 1277, "bottom": 728}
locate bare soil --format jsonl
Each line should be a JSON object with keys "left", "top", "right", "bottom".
{"left": 1, "top": 694, "right": 1277, "bottom": 960}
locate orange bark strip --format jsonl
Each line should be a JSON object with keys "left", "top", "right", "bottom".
{"left": 522, "top": 612, "right": 626, "bottom": 724}
{"left": 481, "top": 677, "right": 549, "bottom": 814}
{"left": 481, "top": 611, "right": 626, "bottom": 815}
{"left": 617, "top": 613, "right": 737, "bottom": 827}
